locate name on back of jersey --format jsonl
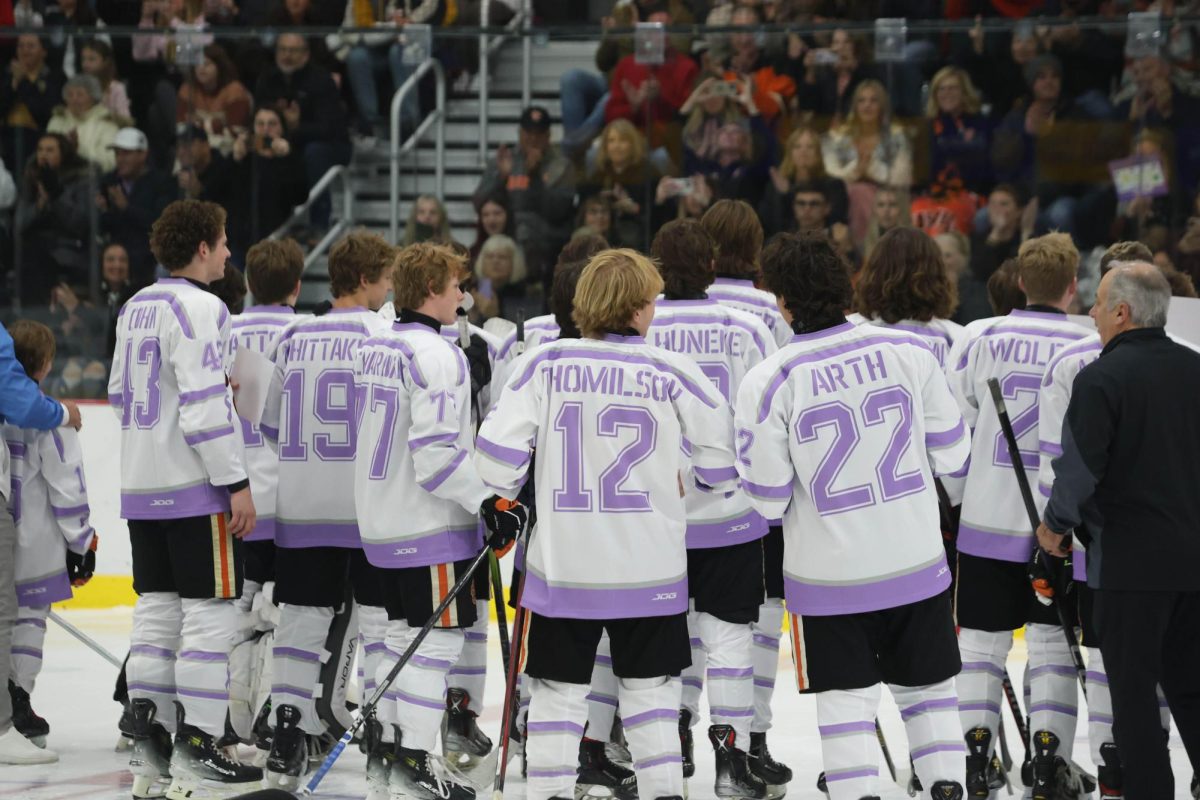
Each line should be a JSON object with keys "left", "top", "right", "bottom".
{"left": 543, "top": 363, "right": 680, "bottom": 402}
{"left": 987, "top": 337, "right": 1067, "bottom": 367}
{"left": 810, "top": 349, "right": 888, "bottom": 396}
{"left": 650, "top": 327, "right": 745, "bottom": 357}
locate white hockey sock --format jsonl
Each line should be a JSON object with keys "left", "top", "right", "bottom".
{"left": 586, "top": 632, "right": 618, "bottom": 742}
{"left": 271, "top": 603, "right": 334, "bottom": 735}
{"left": 128, "top": 591, "right": 182, "bottom": 733}
{"left": 816, "top": 685, "right": 882, "bottom": 800}
{"left": 358, "top": 604, "right": 393, "bottom": 742}
{"left": 526, "top": 677, "right": 590, "bottom": 800}
{"left": 178, "top": 598, "right": 240, "bottom": 736}
{"left": 1157, "top": 685, "right": 1171, "bottom": 734}
{"left": 620, "top": 676, "right": 685, "bottom": 799}
{"left": 517, "top": 671, "right": 530, "bottom": 735}
{"left": 751, "top": 598, "right": 784, "bottom": 734}
{"left": 697, "top": 612, "right": 754, "bottom": 744}
{"left": 448, "top": 600, "right": 489, "bottom": 705}
{"left": 10, "top": 606, "right": 48, "bottom": 693}
{"left": 1026, "top": 622, "right": 1079, "bottom": 757}
{"left": 382, "top": 623, "right": 462, "bottom": 752}
{"left": 1084, "top": 647, "right": 1114, "bottom": 766}
{"left": 956, "top": 627, "right": 1012, "bottom": 748}
{"left": 892, "top": 679, "right": 966, "bottom": 790}
{"left": 681, "top": 610, "right": 706, "bottom": 727}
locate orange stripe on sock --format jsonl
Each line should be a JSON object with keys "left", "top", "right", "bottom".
{"left": 216, "top": 514, "right": 232, "bottom": 598}
{"left": 791, "top": 614, "right": 806, "bottom": 692}
{"left": 437, "top": 563, "right": 452, "bottom": 627}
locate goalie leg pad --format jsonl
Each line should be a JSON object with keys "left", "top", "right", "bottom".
{"left": 271, "top": 603, "right": 334, "bottom": 736}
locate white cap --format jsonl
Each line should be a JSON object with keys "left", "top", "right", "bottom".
{"left": 109, "top": 127, "right": 149, "bottom": 151}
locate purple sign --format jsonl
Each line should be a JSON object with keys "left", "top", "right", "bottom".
{"left": 1108, "top": 154, "right": 1169, "bottom": 202}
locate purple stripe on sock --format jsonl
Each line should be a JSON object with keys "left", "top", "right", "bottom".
{"left": 622, "top": 708, "right": 679, "bottom": 728}
{"left": 752, "top": 634, "right": 780, "bottom": 648}
{"left": 960, "top": 660, "right": 1005, "bottom": 677}
{"left": 683, "top": 678, "right": 704, "bottom": 689}
{"left": 177, "top": 687, "right": 229, "bottom": 700}
{"left": 900, "top": 696, "right": 959, "bottom": 721}
{"left": 958, "top": 701, "right": 1002, "bottom": 714}
{"left": 128, "top": 682, "right": 176, "bottom": 694}
{"left": 273, "top": 646, "right": 320, "bottom": 662}
{"left": 15, "top": 618, "right": 47, "bottom": 629}
{"left": 526, "top": 721, "right": 586, "bottom": 736}
{"left": 753, "top": 678, "right": 776, "bottom": 689}
{"left": 689, "top": 638, "right": 703, "bottom": 647}
{"left": 409, "top": 654, "right": 454, "bottom": 670}
{"left": 911, "top": 742, "right": 967, "bottom": 760}
{"left": 394, "top": 689, "right": 447, "bottom": 711}
{"left": 586, "top": 694, "right": 618, "bottom": 707}
{"left": 1085, "top": 671, "right": 1108, "bottom": 685}
{"left": 528, "top": 768, "right": 580, "bottom": 779}
{"left": 10, "top": 646, "right": 43, "bottom": 659}
{"left": 449, "top": 667, "right": 488, "bottom": 676}
{"left": 634, "top": 754, "right": 684, "bottom": 770}
{"left": 464, "top": 631, "right": 488, "bottom": 642}
{"left": 825, "top": 767, "right": 879, "bottom": 782}
{"left": 819, "top": 721, "right": 876, "bottom": 737}
{"left": 273, "top": 684, "right": 314, "bottom": 699}
{"left": 708, "top": 667, "right": 753, "bottom": 679}
{"left": 710, "top": 707, "right": 754, "bottom": 717}
{"left": 1029, "top": 664, "right": 1078, "bottom": 679}
{"left": 1089, "top": 713, "right": 1113, "bottom": 724}
{"left": 178, "top": 650, "right": 228, "bottom": 663}
{"left": 594, "top": 655, "right": 613, "bottom": 667}
{"left": 364, "top": 642, "right": 389, "bottom": 654}
{"left": 1029, "top": 701, "right": 1077, "bottom": 717}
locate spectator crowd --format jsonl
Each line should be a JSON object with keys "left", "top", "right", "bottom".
{"left": 3, "top": 0, "right": 1200, "bottom": 396}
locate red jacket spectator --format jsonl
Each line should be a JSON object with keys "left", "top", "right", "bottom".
{"left": 606, "top": 48, "right": 699, "bottom": 129}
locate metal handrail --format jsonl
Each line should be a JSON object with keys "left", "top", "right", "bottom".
{"left": 269, "top": 164, "right": 354, "bottom": 269}
{"left": 390, "top": 58, "right": 446, "bottom": 244}
{"left": 478, "top": 0, "right": 527, "bottom": 164}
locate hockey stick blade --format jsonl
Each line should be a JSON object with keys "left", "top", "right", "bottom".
{"left": 986, "top": 378, "right": 1089, "bottom": 698}
{"left": 302, "top": 546, "right": 493, "bottom": 795}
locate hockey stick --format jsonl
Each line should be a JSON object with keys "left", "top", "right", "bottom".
{"left": 1001, "top": 669, "right": 1031, "bottom": 762}
{"left": 491, "top": 533, "right": 532, "bottom": 800}
{"left": 302, "top": 545, "right": 493, "bottom": 795}
{"left": 875, "top": 718, "right": 898, "bottom": 784}
{"left": 985, "top": 379, "right": 1088, "bottom": 698}
{"left": 48, "top": 610, "right": 123, "bottom": 668}
{"left": 490, "top": 550, "right": 511, "bottom": 677}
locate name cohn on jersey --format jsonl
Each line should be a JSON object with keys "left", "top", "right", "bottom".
{"left": 282, "top": 335, "right": 362, "bottom": 363}
{"left": 542, "top": 363, "right": 680, "bottom": 402}
{"left": 127, "top": 305, "right": 160, "bottom": 330}
{"left": 810, "top": 349, "right": 888, "bottom": 396}
{"left": 650, "top": 328, "right": 744, "bottom": 357}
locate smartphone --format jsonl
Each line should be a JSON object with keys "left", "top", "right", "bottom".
{"left": 813, "top": 49, "right": 839, "bottom": 65}
{"left": 664, "top": 178, "right": 694, "bottom": 198}
{"left": 711, "top": 81, "right": 739, "bottom": 99}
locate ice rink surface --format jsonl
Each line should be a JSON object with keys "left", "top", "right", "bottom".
{"left": 2, "top": 609, "right": 1195, "bottom": 800}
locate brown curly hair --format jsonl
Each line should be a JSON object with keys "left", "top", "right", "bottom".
{"left": 150, "top": 200, "right": 226, "bottom": 272}
{"left": 761, "top": 232, "right": 851, "bottom": 333}
{"left": 651, "top": 219, "right": 716, "bottom": 298}
{"left": 854, "top": 227, "right": 956, "bottom": 323}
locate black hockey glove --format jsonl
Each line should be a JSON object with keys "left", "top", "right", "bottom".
{"left": 67, "top": 534, "right": 98, "bottom": 587}
{"left": 1028, "top": 542, "right": 1072, "bottom": 606}
{"left": 480, "top": 495, "right": 526, "bottom": 555}
{"left": 465, "top": 334, "right": 492, "bottom": 398}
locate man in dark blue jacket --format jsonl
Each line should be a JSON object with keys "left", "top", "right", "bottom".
{"left": 0, "top": 321, "right": 81, "bottom": 764}
{"left": 1039, "top": 262, "right": 1200, "bottom": 799}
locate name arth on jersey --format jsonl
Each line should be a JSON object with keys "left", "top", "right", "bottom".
{"left": 261, "top": 307, "right": 389, "bottom": 548}
{"left": 476, "top": 334, "right": 739, "bottom": 619}
{"left": 354, "top": 321, "right": 489, "bottom": 569}
{"left": 947, "top": 309, "right": 1092, "bottom": 563}
{"left": 227, "top": 305, "right": 303, "bottom": 542}
{"left": 649, "top": 298, "right": 776, "bottom": 548}
{"left": 735, "top": 321, "right": 970, "bottom": 616}
{"left": 108, "top": 278, "right": 245, "bottom": 519}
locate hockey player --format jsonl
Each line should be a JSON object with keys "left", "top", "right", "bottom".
{"left": 258, "top": 231, "right": 393, "bottom": 789}
{"left": 3, "top": 321, "right": 98, "bottom": 750}
{"left": 476, "top": 248, "right": 739, "bottom": 800}
{"left": 735, "top": 232, "right": 971, "bottom": 800}
{"left": 354, "top": 242, "right": 526, "bottom": 800}
{"left": 947, "top": 233, "right": 1092, "bottom": 799}
{"left": 647, "top": 220, "right": 775, "bottom": 799}
{"left": 698, "top": 199, "right": 793, "bottom": 790}
{"left": 108, "top": 199, "right": 262, "bottom": 799}
{"left": 223, "top": 240, "right": 306, "bottom": 745}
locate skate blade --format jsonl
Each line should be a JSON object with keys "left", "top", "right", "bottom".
{"left": 262, "top": 769, "right": 305, "bottom": 791}
{"left": 459, "top": 748, "right": 500, "bottom": 792}
{"left": 117, "top": 736, "right": 136, "bottom": 753}
{"left": 764, "top": 785, "right": 787, "bottom": 800}
{"left": 164, "top": 777, "right": 263, "bottom": 800}
{"left": 131, "top": 774, "right": 170, "bottom": 799}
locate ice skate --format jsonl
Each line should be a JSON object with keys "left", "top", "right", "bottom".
{"left": 710, "top": 725, "right": 768, "bottom": 800}
{"left": 264, "top": 703, "right": 307, "bottom": 789}
{"left": 165, "top": 707, "right": 263, "bottom": 800}
{"left": 1030, "top": 730, "right": 1073, "bottom": 800}
{"left": 124, "top": 699, "right": 172, "bottom": 799}
{"left": 965, "top": 726, "right": 993, "bottom": 799}
{"left": 576, "top": 737, "right": 637, "bottom": 800}
{"left": 8, "top": 680, "right": 49, "bottom": 748}
{"left": 679, "top": 709, "right": 695, "bottom": 779}
{"left": 392, "top": 746, "right": 477, "bottom": 800}
{"left": 117, "top": 704, "right": 135, "bottom": 753}
{"left": 443, "top": 688, "right": 492, "bottom": 766}
{"left": 930, "top": 781, "right": 965, "bottom": 800}
{"left": 748, "top": 731, "right": 790, "bottom": 799}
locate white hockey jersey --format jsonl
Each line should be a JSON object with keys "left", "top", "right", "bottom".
{"left": 734, "top": 321, "right": 970, "bottom": 616}
{"left": 108, "top": 278, "right": 245, "bottom": 520}
{"left": 491, "top": 315, "right": 562, "bottom": 405}
{"left": 947, "top": 309, "right": 1092, "bottom": 563}
{"left": 861, "top": 318, "right": 965, "bottom": 370}
{"left": 2, "top": 426, "right": 94, "bottom": 606}
{"left": 648, "top": 298, "right": 775, "bottom": 549}
{"left": 354, "top": 321, "right": 489, "bottom": 569}
{"left": 476, "top": 334, "right": 739, "bottom": 620}
{"left": 706, "top": 277, "right": 792, "bottom": 348}
{"left": 261, "top": 307, "right": 389, "bottom": 549}
{"left": 226, "top": 305, "right": 302, "bottom": 542}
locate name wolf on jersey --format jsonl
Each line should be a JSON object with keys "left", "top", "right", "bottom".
{"left": 542, "top": 363, "right": 681, "bottom": 401}
{"left": 281, "top": 335, "right": 363, "bottom": 363}
{"left": 810, "top": 349, "right": 889, "bottom": 396}
{"left": 650, "top": 327, "right": 746, "bottom": 357}
{"left": 987, "top": 337, "right": 1068, "bottom": 367}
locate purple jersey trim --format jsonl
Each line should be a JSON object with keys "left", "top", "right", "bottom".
{"left": 361, "top": 526, "right": 481, "bottom": 569}
{"left": 274, "top": 520, "right": 362, "bottom": 549}
{"left": 122, "top": 482, "right": 231, "bottom": 520}
{"left": 956, "top": 521, "right": 1034, "bottom": 563}
{"left": 783, "top": 555, "right": 951, "bottom": 616}
{"left": 685, "top": 508, "right": 768, "bottom": 549}
{"left": 16, "top": 571, "right": 72, "bottom": 606}
{"left": 520, "top": 570, "right": 688, "bottom": 619}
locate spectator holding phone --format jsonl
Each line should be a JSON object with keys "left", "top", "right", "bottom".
{"left": 228, "top": 107, "right": 308, "bottom": 253}
{"left": 680, "top": 74, "right": 774, "bottom": 206}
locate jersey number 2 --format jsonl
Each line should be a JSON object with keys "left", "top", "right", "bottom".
{"left": 553, "top": 402, "right": 657, "bottom": 513}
